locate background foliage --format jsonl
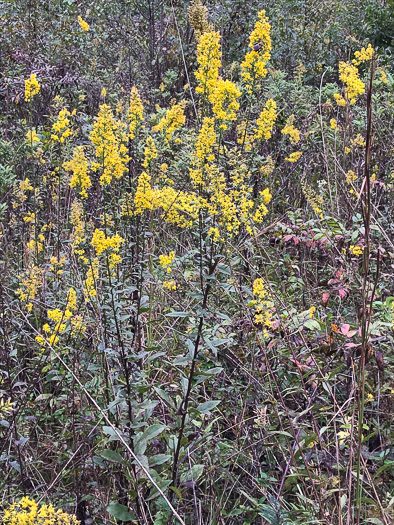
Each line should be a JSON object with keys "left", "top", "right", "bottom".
{"left": 0, "top": 1, "right": 393, "bottom": 524}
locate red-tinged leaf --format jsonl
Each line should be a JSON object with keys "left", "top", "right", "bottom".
{"left": 345, "top": 343, "right": 359, "bottom": 348}
{"left": 322, "top": 292, "right": 330, "bottom": 306}
{"left": 293, "top": 237, "right": 299, "bottom": 245}
{"left": 341, "top": 323, "right": 350, "bottom": 336}
{"left": 328, "top": 278, "right": 339, "bottom": 285}
{"left": 338, "top": 288, "right": 347, "bottom": 299}
{"left": 283, "top": 235, "right": 293, "bottom": 242}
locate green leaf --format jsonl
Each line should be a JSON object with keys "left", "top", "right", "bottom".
{"left": 107, "top": 502, "right": 135, "bottom": 522}
{"left": 98, "top": 449, "right": 125, "bottom": 464}
{"left": 149, "top": 454, "right": 172, "bottom": 466}
{"left": 304, "top": 319, "right": 321, "bottom": 330}
{"left": 196, "top": 400, "right": 220, "bottom": 414}
{"left": 166, "top": 311, "right": 190, "bottom": 317}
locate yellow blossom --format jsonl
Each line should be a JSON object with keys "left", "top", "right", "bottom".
{"left": 159, "top": 251, "right": 175, "bottom": 272}
{"left": 51, "top": 108, "right": 72, "bottom": 142}
{"left": 285, "top": 151, "right": 303, "bottom": 162}
{"left": 339, "top": 61, "right": 365, "bottom": 104}
{"left": 64, "top": 146, "right": 91, "bottom": 198}
{"left": 209, "top": 79, "right": 241, "bottom": 130}
{"left": 128, "top": 86, "right": 144, "bottom": 139}
{"left": 142, "top": 136, "right": 158, "bottom": 168}
{"left": 352, "top": 44, "right": 374, "bottom": 66}
{"left": 26, "top": 129, "right": 40, "bottom": 144}
{"left": 90, "top": 104, "right": 129, "bottom": 185}
{"left": 241, "top": 10, "right": 271, "bottom": 93}
{"left": 349, "top": 245, "right": 363, "bottom": 256}
{"left": 163, "top": 280, "right": 177, "bottom": 291}
{"left": 330, "top": 118, "right": 337, "bottom": 130}
{"left": 25, "top": 73, "right": 40, "bottom": 102}
{"left": 153, "top": 101, "right": 186, "bottom": 140}
{"left": 78, "top": 15, "right": 89, "bottom": 31}
{"left": 282, "top": 115, "right": 300, "bottom": 144}
{"left": 254, "top": 99, "right": 277, "bottom": 140}
{"left": 195, "top": 31, "right": 221, "bottom": 98}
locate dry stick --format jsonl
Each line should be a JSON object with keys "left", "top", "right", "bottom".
{"left": 21, "top": 314, "right": 186, "bottom": 525}
{"left": 356, "top": 55, "right": 375, "bottom": 525}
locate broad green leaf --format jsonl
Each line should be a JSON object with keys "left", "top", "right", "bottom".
{"left": 196, "top": 400, "right": 220, "bottom": 414}
{"left": 98, "top": 449, "right": 125, "bottom": 464}
{"left": 107, "top": 502, "right": 135, "bottom": 521}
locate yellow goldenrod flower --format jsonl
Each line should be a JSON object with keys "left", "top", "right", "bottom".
{"left": 352, "top": 44, "right": 374, "bottom": 66}
{"left": 64, "top": 146, "right": 91, "bottom": 198}
{"left": 330, "top": 118, "right": 337, "bottom": 130}
{"left": 339, "top": 61, "right": 365, "bottom": 104}
{"left": 26, "top": 129, "right": 40, "bottom": 144}
{"left": 25, "top": 73, "right": 40, "bottom": 102}
{"left": 163, "top": 280, "right": 177, "bottom": 291}
{"left": 90, "top": 104, "right": 129, "bottom": 185}
{"left": 153, "top": 101, "right": 186, "bottom": 140}
{"left": 285, "top": 151, "right": 303, "bottom": 162}
{"left": 209, "top": 79, "right": 241, "bottom": 130}
{"left": 78, "top": 15, "right": 89, "bottom": 31}
{"left": 349, "top": 245, "right": 363, "bottom": 256}
{"left": 241, "top": 10, "right": 271, "bottom": 93}
{"left": 195, "top": 31, "right": 221, "bottom": 98}
{"left": 128, "top": 86, "right": 144, "bottom": 139}
{"left": 281, "top": 115, "right": 300, "bottom": 144}
{"left": 254, "top": 99, "right": 277, "bottom": 140}
{"left": 159, "top": 251, "right": 175, "bottom": 272}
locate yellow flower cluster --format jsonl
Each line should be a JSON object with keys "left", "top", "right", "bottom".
{"left": 237, "top": 120, "right": 254, "bottom": 151}
{"left": 142, "top": 136, "right": 158, "bottom": 168}
{"left": 153, "top": 101, "right": 186, "bottom": 140}
{"left": 330, "top": 118, "right": 337, "bottom": 130}
{"left": 159, "top": 251, "right": 175, "bottom": 272}
{"left": 260, "top": 156, "right": 275, "bottom": 177}
{"left": 84, "top": 257, "right": 99, "bottom": 301}
{"left": 2, "top": 497, "right": 79, "bottom": 525}
{"left": 78, "top": 15, "right": 89, "bottom": 31}
{"left": 338, "top": 61, "right": 365, "bottom": 104}
{"left": 349, "top": 245, "right": 363, "bottom": 256}
{"left": 309, "top": 306, "right": 316, "bottom": 318}
{"left": 36, "top": 288, "right": 79, "bottom": 350}
{"left": 163, "top": 280, "right": 177, "bottom": 291}
{"left": 301, "top": 180, "right": 323, "bottom": 217}
{"left": 51, "top": 108, "right": 74, "bottom": 142}
{"left": 281, "top": 115, "right": 300, "bottom": 144}
{"left": 25, "top": 73, "right": 40, "bottom": 102}
{"left": 241, "top": 10, "right": 271, "bottom": 93}
{"left": 16, "top": 265, "right": 44, "bottom": 312}
{"left": 190, "top": 117, "right": 216, "bottom": 186}
{"left": 351, "top": 134, "right": 366, "bottom": 148}
{"left": 50, "top": 254, "right": 67, "bottom": 275}
{"left": 209, "top": 79, "right": 241, "bottom": 130}
{"left": 26, "top": 129, "right": 40, "bottom": 144}
{"left": 64, "top": 146, "right": 91, "bottom": 198}
{"left": 188, "top": 0, "right": 212, "bottom": 40}
{"left": 285, "top": 151, "right": 303, "bottom": 163}
{"left": 254, "top": 99, "right": 277, "bottom": 140}
{"left": 334, "top": 93, "right": 346, "bottom": 107}
{"left": 195, "top": 31, "right": 221, "bottom": 98}
{"left": 70, "top": 199, "right": 87, "bottom": 261}
{"left": 252, "top": 278, "right": 273, "bottom": 336}
{"left": 89, "top": 104, "right": 129, "bottom": 185}
{"left": 352, "top": 44, "right": 374, "bottom": 66}
{"left": 91, "top": 229, "right": 124, "bottom": 268}
{"left": 128, "top": 86, "right": 144, "bottom": 139}
{"left": 346, "top": 170, "right": 357, "bottom": 184}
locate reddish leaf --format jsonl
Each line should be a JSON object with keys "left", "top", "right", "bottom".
{"left": 338, "top": 288, "right": 347, "bottom": 299}
{"left": 341, "top": 323, "right": 350, "bottom": 336}
{"left": 322, "top": 292, "right": 330, "bottom": 306}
